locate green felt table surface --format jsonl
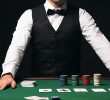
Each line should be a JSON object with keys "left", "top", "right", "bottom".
{"left": 0, "top": 79, "right": 110, "bottom": 100}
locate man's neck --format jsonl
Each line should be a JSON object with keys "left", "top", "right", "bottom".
{"left": 47, "top": 0, "right": 65, "bottom": 8}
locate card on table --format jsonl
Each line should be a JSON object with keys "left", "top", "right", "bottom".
{"left": 21, "top": 80, "right": 36, "bottom": 87}
{"left": 39, "top": 89, "right": 52, "bottom": 92}
{"left": 73, "top": 88, "right": 88, "bottom": 92}
{"left": 91, "top": 88, "right": 107, "bottom": 92}
{"left": 57, "top": 88, "right": 71, "bottom": 92}
{"left": 24, "top": 96, "right": 49, "bottom": 100}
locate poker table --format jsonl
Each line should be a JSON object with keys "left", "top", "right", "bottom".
{"left": 0, "top": 77, "right": 110, "bottom": 100}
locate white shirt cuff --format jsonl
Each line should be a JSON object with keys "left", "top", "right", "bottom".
{"left": 1, "top": 64, "right": 18, "bottom": 78}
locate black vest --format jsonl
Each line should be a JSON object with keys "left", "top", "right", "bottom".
{"left": 31, "top": 4, "right": 82, "bottom": 76}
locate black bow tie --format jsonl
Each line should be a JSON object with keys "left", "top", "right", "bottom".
{"left": 47, "top": 9, "right": 66, "bottom": 16}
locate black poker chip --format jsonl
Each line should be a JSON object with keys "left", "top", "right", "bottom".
{"left": 51, "top": 96, "right": 60, "bottom": 100}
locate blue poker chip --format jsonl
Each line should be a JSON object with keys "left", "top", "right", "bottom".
{"left": 51, "top": 96, "right": 60, "bottom": 100}
{"left": 60, "top": 75, "right": 67, "bottom": 81}
{"left": 60, "top": 75, "right": 67, "bottom": 77}
{"left": 59, "top": 75, "right": 68, "bottom": 85}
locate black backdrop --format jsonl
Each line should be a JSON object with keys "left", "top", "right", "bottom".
{"left": 0, "top": 0, "right": 110, "bottom": 78}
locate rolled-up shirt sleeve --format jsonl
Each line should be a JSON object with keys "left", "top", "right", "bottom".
{"left": 79, "top": 8, "right": 110, "bottom": 70}
{"left": 2, "top": 9, "right": 33, "bottom": 77}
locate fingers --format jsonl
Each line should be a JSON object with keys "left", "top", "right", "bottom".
{"left": 0, "top": 82, "right": 7, "bottom": 90}
{"left": 0, "top": 80, "right": 16, "bottom": 90}
{"left": 0, "top": 83, "right": 2, "bottom": 90}
{"left": 11, "top": 80, "right": 16, "bottom": 88}
{"left": 0, "top": 75, "right": 16, "bottom": 90}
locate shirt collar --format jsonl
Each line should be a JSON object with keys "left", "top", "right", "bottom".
{"left": 44, "top": 0, "right": 67, "bottom": 13}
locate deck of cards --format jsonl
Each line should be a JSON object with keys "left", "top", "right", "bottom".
{"left": 21, "top": 80, "right": 36, "bottom": 87}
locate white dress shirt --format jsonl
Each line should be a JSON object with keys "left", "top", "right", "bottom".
{"left": 2, "top": 0, "right": 110, "bottom": 77}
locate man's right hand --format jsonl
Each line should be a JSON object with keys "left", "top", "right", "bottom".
{"left": 0, "top": 74, "right": 16, "bottom": 90}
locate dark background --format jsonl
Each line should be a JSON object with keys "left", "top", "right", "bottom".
{"left": 0, "top": 0, "right": 110, "bottom": 78}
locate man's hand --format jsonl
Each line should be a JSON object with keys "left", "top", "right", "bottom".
{"left": 0, "top": 74, "right": 16, "bottom": 90}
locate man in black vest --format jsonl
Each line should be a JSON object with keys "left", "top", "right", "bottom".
{"left": 0, "top": 0, "right": 110, "bottom": 90}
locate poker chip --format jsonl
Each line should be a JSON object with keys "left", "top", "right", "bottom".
{"left": 59, "top": 75, "right": 68, "bottom": 86}
{"left": 82, "top": 75, "right": 90, "bottom": 86}
{"left": 71, "top": 75, "right": 79, "bottom": 86}
{"left": 93, "top": 73, "right": 101, "bottom": 86}
{"left": 51, "top": 96, "right": 60, "bottom": 100}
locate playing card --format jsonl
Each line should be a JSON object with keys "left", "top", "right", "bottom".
{"left": 21, "top": 80, "right": 36, "bottom": 87}
{"left": 91, "top": 88, "right": 107, "bottom": 92}
{"left": 39, "top": 89, "right": 52, "bottom": 92}
{"left": 24, "top": 96, "right": 49, "bottom": 100}
{"left": 73, "top": 88, "right": 88, "bottom": 92}
{"left": 57, "top": 88, "right": 71, "bottom": 92}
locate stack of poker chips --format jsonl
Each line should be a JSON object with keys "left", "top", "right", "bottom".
{"left": 51, "top": 96, "right": 60, "bottom": 100}
{"left": 71, "top": 75, "right": 79, "bottom": 86}
{"left": 59, "top": 75, "right": 68, "bottom": 86}
{"left": 82, "top": 75, "right": 90, "bottom": 86}
{"left": 93, "top": 73, "right": 101, "bottom": 86}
